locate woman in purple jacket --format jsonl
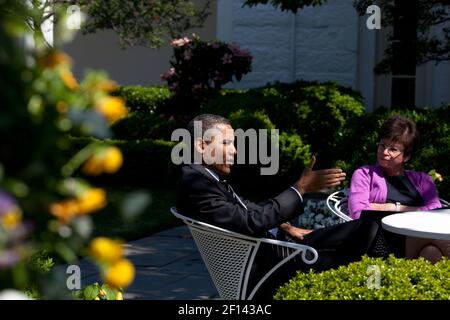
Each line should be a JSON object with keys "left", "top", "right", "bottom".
{"left": 348, "top": 115, "right": 441, "bottom": 220}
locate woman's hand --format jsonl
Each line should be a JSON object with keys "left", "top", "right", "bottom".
{"left": 279, "top": 223, "right": 313, "bottom": 241}
{"left": 369, "top": 203, "right": 420, "bottom": 212}
{"left": 369, "top": 203, "right": 397, "bottom": 211}
{"left": 296, "top": 155, "right": 346, "bottom": 194}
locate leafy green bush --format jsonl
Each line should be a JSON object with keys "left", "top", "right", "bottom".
{"left": 228, "top": 109, "right": 275, "bottom": 130}
{"left": 23, "top": 251, "right": 55, "bottom": 299}
{"left": 275, "top": 255, "right": 450, "bottom": 300}
{"left": 74, "top": 282, "right": 123, "bottom": 300}
{"left": 224, "top": 109, "right": 311, "bottom": 196}
{"left": 278, "top": 132, "right": 311, "bottom": 177}
{"left": 338, "top": 106, "right": 450, "bottom": 198}
{"left": 203, "top": 80, "right": 365, "bottom": 168}
{"left": 112, "top": 85, "right": 172, "bottom": 114}
{"left": 111, "top": 112, "right": 180, "bottom": 141}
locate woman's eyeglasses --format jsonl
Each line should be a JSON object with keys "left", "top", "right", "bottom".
{"left": 377, "top": 142, "right": 403, "bottom": 157}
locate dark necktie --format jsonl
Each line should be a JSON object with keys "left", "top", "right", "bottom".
{"left": 220, "top": 180, "right": 247, "bottom": 210}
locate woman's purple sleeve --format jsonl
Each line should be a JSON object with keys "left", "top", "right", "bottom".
{"left": 348, "top": 167, "right": 372, "bottom": 219}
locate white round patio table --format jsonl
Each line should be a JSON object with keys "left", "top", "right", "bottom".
{"left": 382, "top": 209, "right": 450, "bottom": 240}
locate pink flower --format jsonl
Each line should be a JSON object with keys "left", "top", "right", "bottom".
{"left": 229, "top": 42, "right": 252, "bottom": 58}
{"left": 169, "top": 81, "right": 179, "bottom": 91}
{"left": 221, "top": 53, "right": 233, "bottom": 64}
{"left": 171, "top": 37, "right": 191, "bottom": 47}
{"left": 183, "top": 50, "right": 192, "bottom": 61}
{"left": 161, "top": 68, "right": 176, "bottom": 81}
{"left": 229, "top": 42, "right": 241, "bottom": 52}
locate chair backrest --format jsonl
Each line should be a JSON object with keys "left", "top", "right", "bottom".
{"left": 326, "top": 188, "right": 450, "bottom": 222}
{"left": 440, "top": 198, "right": 450, "bottom": 208}
{"left": 326, "top": 189, "right": 353, "bottom": 222}
{"left": 170, "top": 207, "right": 318, "bottom": 300}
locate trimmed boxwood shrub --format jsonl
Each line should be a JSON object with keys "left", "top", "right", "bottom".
{"left": 112, "top": 85, "right": 172, "bottom": 114}
{"left": 225, "top": 109, "right": 311, "bottom": 197}
{"left": 275, "top": 255, "right": 450, "bottom": 300}
{"left": 111, "top": 112, "right": 180, "bottom": 141}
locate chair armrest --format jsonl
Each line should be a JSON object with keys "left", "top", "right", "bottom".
{"left": 257, "top": 237, "right": 318, "bottom": 264}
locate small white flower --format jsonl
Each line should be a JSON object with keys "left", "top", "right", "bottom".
{"left": 0, "top": 289, "right": 30, "bottom": 300}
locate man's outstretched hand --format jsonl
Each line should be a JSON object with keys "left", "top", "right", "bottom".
{"left": 296, "top": 155, "right": 346, "bottom": 194}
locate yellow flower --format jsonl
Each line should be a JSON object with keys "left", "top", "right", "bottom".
{"left": 103, "top": 147, "right": 123, "bottom": 174}
{"left": 59, "top": 67, "right": 78, "bottom": 90}
{"left": 81, "top": 156, "right": 104, "bottom": 176}
{"left": 49, "top": 188, "right": 106, "bottom": 223}
{"left": 77, "top": 188, "right": 107, "bottom": 215}
{"left": 435, "top": 172, "right": 443, "bottom": 182}
{"left": 429, "top": 169, "right": 444, "bottom": 183}
{"left": 82, "top": 147, "right": 123, "bottom": 176}
{"left": 115, "top": 291, "right": 123, "bottom": 300}
{"left": 89, "top": 237, "right": 123, "bottom": 263}
{"left": 49, "top": 199, "right": 79, "bottom": 223}
{"left": 99, "top": 289, "right": 107, "bottom": 297}
{"left": 37, "top": 51, "right": 72, "bottom": 69}
{"left": 1, "top": 209, "right": 22, "bottom": 229}
{"left": 95, "top": 97, "right": 128, "bottom": 123}
{"left": 56, "top": 101, "right": 69, "bottom": 114}
{"left": 104, "top": 259, "right": 135, "bottom": 289}
{"left": 95, "top": 80, "right": 118, "bottom": 93}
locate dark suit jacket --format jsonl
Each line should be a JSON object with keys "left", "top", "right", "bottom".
{"left": 176, "top": 164, "right": 303, "bottom": 237}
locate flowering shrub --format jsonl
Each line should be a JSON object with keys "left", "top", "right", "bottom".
{"left": 0, "top": 192, "right": 32, "bottom": 271}
{"left": 0, "top": 2, "right": 139, "bottom": 299}
{"left": 428, "top": 169, "right": 444, "bottom": 183}
{"left": 73, "top": 237, "right": 134, "bottom": 300}
{"left": 293, "top": 197, "right": 340, "bottom": 229}
{"left": 161, "top": 35, "right": 253, "bottom": 104}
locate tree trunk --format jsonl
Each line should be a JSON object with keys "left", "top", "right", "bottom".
{"left": 391, "top": 0, "right": 418, "bottom": 108}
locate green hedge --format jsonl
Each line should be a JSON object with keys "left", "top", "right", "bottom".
{"left": 275, "top": 255, "right": 450, "bottom": 300}
{"left": 203, "top": 81, "right": 365, "bottom": 169}
{"left": 112, "top": 85, "right": 172, "bottom": 114}
{"left": 111, "top": 112, "right": 180, "bottom": 141}
{"left": 225, "top": 109, "right": 311, "bottom": 197}
{"left": 106, "top": 83, "right": 450, "bottom": 199}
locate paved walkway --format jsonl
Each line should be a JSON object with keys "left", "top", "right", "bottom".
{"left": 78, "top": 226, "right": 220, "bottom": 300}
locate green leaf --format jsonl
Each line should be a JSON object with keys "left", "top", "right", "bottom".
{"left": 101, "top": 284, "right": 118, "bottom": 300}
{"left": 83, "top": 284, "right": 100, "bottom": 300}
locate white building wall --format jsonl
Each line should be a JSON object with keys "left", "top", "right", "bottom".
{"left": 219, "top": 0, "right": 359, "bottom": 89}
{"left": 218, "top": 0, "right": 450, "bottom": 109}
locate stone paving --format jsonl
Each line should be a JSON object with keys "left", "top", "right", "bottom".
{"left": 77, "top": 226, "right": 219, "bottom": 300}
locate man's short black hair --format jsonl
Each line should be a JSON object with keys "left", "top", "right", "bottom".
{"left": 187, "top": 114, "right": 231, "bottom": 141}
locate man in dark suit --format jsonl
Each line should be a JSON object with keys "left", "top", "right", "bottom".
{"left": 176, "top": 114, "right": 378, "bottom": 298}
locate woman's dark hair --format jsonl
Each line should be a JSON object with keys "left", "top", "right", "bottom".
{"left": 379, "top": 115, "right": 419, "bottom": 157}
